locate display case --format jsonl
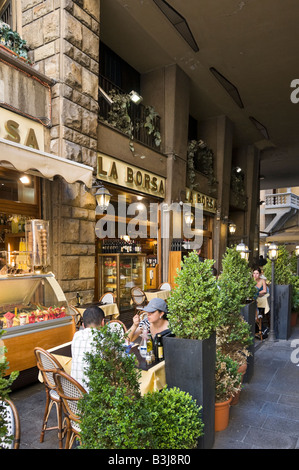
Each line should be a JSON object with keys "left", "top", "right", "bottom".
{"left": 98, "top": 254, "right": 146, "bottom": 311}
{"left": 0, "top": 273, "right": 76, "bottom": 378}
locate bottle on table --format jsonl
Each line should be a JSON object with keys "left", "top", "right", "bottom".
{"left": 157, "top": 334, "right": 164, "bottom": 361}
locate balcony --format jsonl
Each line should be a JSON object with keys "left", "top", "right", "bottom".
{"left": 265, "top": 191, "right": 299, "bottom": 210}
{"left": 98, "top": 75, "right": 161, "bottom": 152}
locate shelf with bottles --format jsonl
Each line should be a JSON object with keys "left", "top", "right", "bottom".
{"left": 101, "top": 238, "right": 143, "bottom": 254}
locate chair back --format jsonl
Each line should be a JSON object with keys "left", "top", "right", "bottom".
{"left": 107, "top": 319, "right": 127, "bottom": 338}
{"left": 99, "top": 292, "right": 115, "bottom": 304}
{"left": 69, "top": 305, "right": 83, "bottom": 329}
{"left": 130, "top": 287, "right": 146, "bottom": 306}
{"left": 34, "top": 347, "right": 64, "bottom": 392}
{"left": 0, "top": 400, "right": 20, "bottom": 449}
{"left": 159, "top": 282, "right": 172, "bottom": 291}
{"left": 53, "top": 371, "right": 86, "bottom": 432}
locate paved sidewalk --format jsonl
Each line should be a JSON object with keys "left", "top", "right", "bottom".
{"left": 10, "top": 321, "right": 299, "bottom": 450}
{"left": 213, "top": 322, "right": 299, "bottom": 449}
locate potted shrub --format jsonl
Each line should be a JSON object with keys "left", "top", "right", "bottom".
{"left": 78, "top": 325, "right": 204, "bottom": 449}
{"left": 164, "top": 252, "right": 220, "bottom": 449}
{"left": 217, "top": 247, "right": 256, "bottom": 382}
{"left": 0, "top": 330, "right": 19, "bottom": 447}
{"left": 263, "top": 245, "right": 293, "bottom": 339}
{"left": 214, "top": 350, "right": 242, "bottom": 431}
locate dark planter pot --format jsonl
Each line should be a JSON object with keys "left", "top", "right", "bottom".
{"left": 270, "top": 284, "right": 292, "bottom": 339}
{"left": 240, "top": 300, "right": 256, "bottom": 383}
{"left": 163, "top": 332, "right": 216, "bottom": 450}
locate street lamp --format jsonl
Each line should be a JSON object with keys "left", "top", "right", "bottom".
{"left": 94, "top": 181, "right": 112, "bottom": 211}
{"left": 268, "top": 242, "right": 278, "bottom": 342}
{"left": 295, "top": 246, "right": 299, "bottom": 276}
{"left": 236, "top": 240, "right": 249, "bottom": 260}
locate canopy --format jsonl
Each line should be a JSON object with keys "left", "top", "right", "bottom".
{"left": 0, "top": 137, "right": 93, "bottom": 188}
{"left": 266, "top": 227, "right": 299, "bottom": 244}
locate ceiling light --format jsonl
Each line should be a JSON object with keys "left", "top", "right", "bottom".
{"left": 153, "top": 0, "right": 199, "bottom": 52}
{"left": 210, "top": 67, "right": 244, "bottom": 108}
{"left": 19, "top": 175, "right": 30, "bottom": 184}
{"left": 129, "top": 90, "right": 143, "bottom": 105}
{"left": 235, "top": 167, "right": 242, "bottom": 173}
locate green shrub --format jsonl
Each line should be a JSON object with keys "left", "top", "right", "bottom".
{"left": 167, "top": 251, "right": 220, "bottom": 340}
{"left": 79, "top": 325, "right": 204, "bottom": 449}
{"left": 263, "top": 245, "right": 293, "bottom": 285}
{"left": 215, "top": 350, "right": 242, "bottom": 403}
{"left": 143, "top": 387, "right": 204, "bottom": 449}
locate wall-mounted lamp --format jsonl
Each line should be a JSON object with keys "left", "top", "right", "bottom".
{"left": 19, "top": 175, "right": 31, "bottom": 184}
{"left": 228, "top": 223, "right": 236, "bottom": 234}
{"left": 93, "top": 180, "right": 112, "bottom": 211}
{"left": 184, "top": 211, "right": 194, "bottom": 225}
{"left": 129, "top": 90, "right": 143, "bottom": 105}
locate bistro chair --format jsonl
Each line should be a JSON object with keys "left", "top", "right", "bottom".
{"left": 0, "top": 399, "right": 20, "bottom": 449}
{"left": 34, "top": 347, "right": 65, "bottom": 449}
{"left": 68, "top": 305, "right": 83, "bottom": 330}
{"left": 99, "top": 292, "right": 116, "bottom": 304}
{"left": 130, "top": 287, "right": 147, "bottom": 313}
{"left": 158, "top": 282, "right": 172, "bottom": 291}
{"left": 107, "top": 319, "right": 127, "bottom": 338}
{"left": 53, "top": 370, "right": 87, "bottom": 449}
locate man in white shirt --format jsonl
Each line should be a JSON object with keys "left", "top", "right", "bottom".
{"left": 71, "top": 306, "right": 105, "bottom": 389}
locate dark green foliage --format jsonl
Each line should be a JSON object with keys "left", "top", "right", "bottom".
{"left": 263, "top": 245, "right": 293, "bottom": 285}
{"left": 78, "top": 325, "right": 204, "bottom": 449}
{"left": 167, "top": 252, "right": 220, "bottom": 340}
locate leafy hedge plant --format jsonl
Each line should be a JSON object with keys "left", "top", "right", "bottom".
{"left": 215, "top": 350, "right": 242, "bottom": 403}
{"left": 167, "top": 252, "right": 220, "bottom": 340}
{"left": 263, "top": 245, "right": 293, "bottom": 285}
{"left": 0, "top": 330, "right": 19, "bottom": 447}
{"left": 78, "top": 325, "right": 203, "bottom": 449}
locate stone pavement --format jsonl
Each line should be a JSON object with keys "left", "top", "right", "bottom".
{"left": 9, "top": 321, "right": 299, "bottom": 450}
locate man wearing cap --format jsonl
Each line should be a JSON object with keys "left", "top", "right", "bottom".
{"left": 127, "top": 298, "right": 174, "bottom": 358}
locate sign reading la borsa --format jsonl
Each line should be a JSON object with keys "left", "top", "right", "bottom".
{"left": 97, "top": 153, "right": 165, "bottom": 198}
{"left": 185, "top": 187, "right": 217, "bottom": 214}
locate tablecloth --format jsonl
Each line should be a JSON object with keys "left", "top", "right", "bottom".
{"left": 77, "top": 303, "right": 120, "bottom": 319}
{"left": 145, "top": 290, "right": 171, "bottom": 302}
{"left": 139, "top": 361, "right": 166, "bottom": 396}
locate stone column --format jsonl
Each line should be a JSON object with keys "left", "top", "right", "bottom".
{"left": 21, "top": 0, "right": 100, "bottom": 303}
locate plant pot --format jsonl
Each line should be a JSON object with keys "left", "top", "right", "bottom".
{"left": 164, "top": 333, "right": 216, "bottom": 449}
{"left": 215, "top": 397, "right": 232, "bottom": 432}
{"left": 240, "top": 300, "right": 256, "bottom": 383}
{"left": 270, "top": 284, "right": 292, "bottom": 339}
{"left": 291, "top": 311, "right": 298, "bottom": 327}
{"left": 231, "top": 362, "right": 247, "bottom": 406}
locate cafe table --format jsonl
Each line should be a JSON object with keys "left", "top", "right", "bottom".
{"left": 145, "top": 290, "right": 171, "bottom": 302}
{"left": 77, "top": 303, "right": 120, "bottom": 319}
{"left": 40, "top": 341, "right": 166, "bottom": 395}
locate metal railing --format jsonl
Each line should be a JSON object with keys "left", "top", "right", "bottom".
{"left": 98, "top": 75, "right": 161, "bottom": 151}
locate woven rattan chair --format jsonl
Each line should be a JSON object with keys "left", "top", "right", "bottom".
{"left": 53, "top": 370, "right": 86, "bottom": 449}
{"left": 68, "top": 305, "right": 83, "bottom": 330}
{"left": 158, "top": 282, "right": 172, "bottom": 291}
{"left": 107, "top": 319, "right": 127, "bottom": 338}
{"left": 34, "top": 347, "right": 65, "bottom": 448}
{"left": 0, "top": 399, "right": 20, "bottom": 449}
{"left": 130, "top": 287, "right": 147, "bottom": 313}
{"left": 99, "top": 292, "right": 116, "bottom": 304}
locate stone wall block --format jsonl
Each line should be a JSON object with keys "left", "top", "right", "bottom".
{"left": 79, "top": 219, "right": 95, "bottom": 244}
{"left": 61, "top": 97, "right": 82, "bottom": 129}
{"left": 22, "top": 0, "right": 42, "bottom": 12}
{"left": 33, "top": 0, "right": 54, "bottom": 19}
{"left": 83, "top": 0, "right": 100, "bottom": 22}
{"left": 64, "top": 55, "right": 82, "bottom": 90}
{"left": 62, "top": 139, "right": 82, "bottom": 161}
{"left": 64, "top": 11, "right": 83, "bottom": 49}
{"left": 43, "top": 10, "right": 60, "bottom": 43}
{"left": 23, "top": 19, "right": 44, "bottom": 48}
{"left": 82, "top": 26, "right": 99, "bottom": 61}
{"left": 60, "top": 255, "right": 79, "bottom": 280}
{"left": 82, "top": 68, "right": 98, "bottom": 100}
{"left": 62, "top": 218, "right": 80, "bottom": 242}
{"left": 44, "top": 54, "right": 60, "bottom": 79}
{"left": 79, "top": 256, "right": 95, "bottom": 279}
{"left": 73, "top": 3, "right": 92, "bottom": 28}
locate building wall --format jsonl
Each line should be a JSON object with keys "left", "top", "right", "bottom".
{"left": 21, "top": 0, "right": 100, "bottom": 303}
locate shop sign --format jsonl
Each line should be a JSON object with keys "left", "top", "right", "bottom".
{"left": 0, "top": 107, "right": 44, "bottom": 151}
{"left": 97, "top": 153, "right": 165, "bottom": 198}
{"left": 185, "top": 187, "right": 217, "bottom": 214}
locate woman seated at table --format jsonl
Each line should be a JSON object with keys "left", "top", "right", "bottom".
{"left": 253, "top": 266, "right": 268, "bottom": 320}
{"left": 127, "top": 298, "right": 174, "bottom": 356}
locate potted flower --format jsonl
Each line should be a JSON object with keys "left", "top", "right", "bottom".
{"left": 263, "top": 245, "right": 293, "bottom": 339}
{"left": 217, "top": 246, "right": 256, "bottom": 382}
{"left": 164, "top": 252, "right": 220, "bottom": 449}
{"left": 215, "top": 350, "right": 242, "bottom": 431}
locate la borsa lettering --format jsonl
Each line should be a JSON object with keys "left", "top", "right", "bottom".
{"left": 97, "top": 153, "right": 165, "bottom": 197}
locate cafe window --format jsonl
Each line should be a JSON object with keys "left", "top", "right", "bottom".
{"left": 0, "top": 167, "right": 40, "bottom": 217}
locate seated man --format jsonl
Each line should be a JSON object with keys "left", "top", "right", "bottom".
{"left": 71, "top": 305, "right": 104, "bottom": 388}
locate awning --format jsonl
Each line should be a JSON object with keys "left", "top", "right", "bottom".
{"left": 266, "top": 227, "right": 299, "bottom": 244}
{"left": 0, "top": 137, "right": 93, "bottom": 188}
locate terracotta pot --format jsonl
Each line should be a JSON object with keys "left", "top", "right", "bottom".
{"left": 291, "top": 311, "right": 298, "bottom": 327}
{"left": 231, "top": 362, "right": 247, "bottom": 406}
{"left": 215, "top": 397, "right": 232, "bottom": 432}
